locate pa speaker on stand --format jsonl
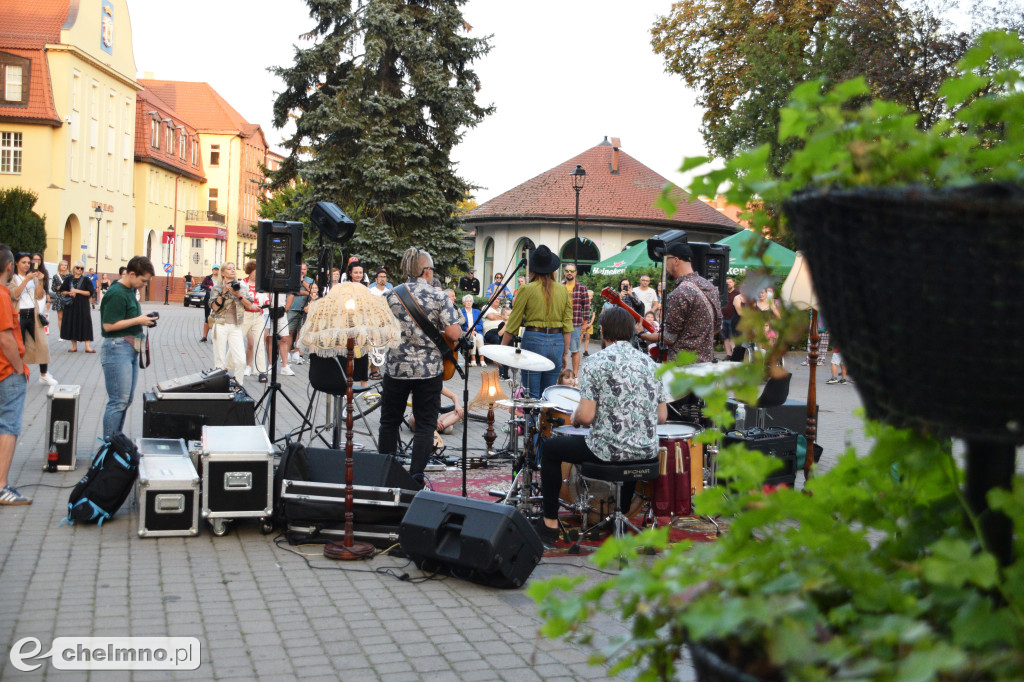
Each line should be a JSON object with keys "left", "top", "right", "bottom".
{"left": 256, "top": 219, "right": 304, "bottom": 294}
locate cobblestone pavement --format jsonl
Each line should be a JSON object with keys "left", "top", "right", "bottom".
{"left": 0, "top": 304, "right": 872, "bottom": 680}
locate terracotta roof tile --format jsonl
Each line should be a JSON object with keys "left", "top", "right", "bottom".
{"left": 0, "top": 47, "right": 60, "bottom": 126}
{"left": 466, "top": 139, "right": 740, "bottom": 231}
{"left": 0, "top": 0, "right": 69, "bottom": 49}
{"left": 138, "top": 79, "right": 260, "bottom": 139}
{"left": 134, "top": 86, "right": 206, "bottom": 181}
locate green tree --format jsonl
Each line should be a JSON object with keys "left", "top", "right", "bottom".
{"left": 270, "top": 0, "right": 493, "bottom": 276}
{"left": 651, "top": 0, "right": 987, "bottom": 172}
{"left": 0, "top": 187, "right": 47, "bottom": 254}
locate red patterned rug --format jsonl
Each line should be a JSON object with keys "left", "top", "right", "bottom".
{"left": 426, "top": 461, "right": 722, "bottom": 555}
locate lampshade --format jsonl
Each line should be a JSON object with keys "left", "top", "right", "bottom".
{"left": 780, "top": 251, "right": 819, "bottom": 311}
{"left": 298, "top": 282, "right": 401, "bottom": 358}
{"left": 470, "top": 370, "right": 508, "bottom": 410}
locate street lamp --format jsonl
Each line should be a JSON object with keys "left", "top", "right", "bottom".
{"left": 93, "top": 205, "right": 103, "bottom": 272}
{"left": 164, "top": 224, "right": 173, "bottom": 305}
{"left": 569, "top": 164, "right": 586, "bottom": 272}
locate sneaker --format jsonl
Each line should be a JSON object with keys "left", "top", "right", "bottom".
{"left": 244, "top": 367, "right": 252, "bottom": 377}
{"left": 479, "top": 360, "right": 487, "bottom": 367}
{"left": 582, "top": 351, "right": 589, "bottom": 357}
{"left": 39, "top": 373, "right": 58, "bottom": 386}
{"left": 410, "top": 473, "right": 433, "bottom": 491}
{"left": 826, "top": 377, "right": 840, "bottom": 384}
{"left": 280, "top": 366, "right": 296, "bottom": 376}
{"left": 0, "top": 485, "right": 31, "bottom": 505}
{"left": 290, "top": 352, "right": 305, "bottom": 365}
{"left": 469, "top": 361, "right": 477, "bottom": 367}
{"left": 199, "top": 337, "right": 207, "bottom": 343}
{"left": 800, "top": 360, "right": 809, "bottom": 366}
{"left": 531, "top": 517, "right": 560, "bottom": 547}
{"left": 838, "top": 377, "right": 848, "bottom": 384}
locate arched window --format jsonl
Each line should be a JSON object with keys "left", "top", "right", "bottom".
{"left": 624, "top": 239, "right": 644, "bottom": 250}
{"left": 560, "top": 238, "right": 601, "bottom": 275}
{"left": 513, "top": 237, "right": 536, "bottom": 264}
{"left": 482, "top": 237, "right": 494, "bottom": 285}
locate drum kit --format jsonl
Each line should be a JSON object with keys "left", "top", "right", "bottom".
{"left": 479, "top": 346, "right": 723, "bottom": 528}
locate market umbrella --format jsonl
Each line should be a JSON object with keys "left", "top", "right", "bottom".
{"left": 717, "top": 230, "right": 796, "bottom": 275}
{"left": 590, "top": 241, "right": 656, "bottom": 275}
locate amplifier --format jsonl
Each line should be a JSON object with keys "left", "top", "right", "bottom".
{"left": 722, "top": 427, "right": 799, "bottom": 488}
{"left": 46, "top": 385, "right": 81, "bottom": 471}
{"left": 727, "top": 398, "right": 817, "bottom": 435}
{"left": 156, "top": 368, "right": 230, "bottom": 394}
{"left": 142, "top": 391, "right": 255, "bottom": 441}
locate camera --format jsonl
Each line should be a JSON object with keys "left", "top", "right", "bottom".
{"left": 30, "top": 263, "right": 37, "bottom": 272}
{"left": 147, "top": 311, "right": 159, "bottom": 328}
{"left": 230, "top": 281, "right": 242, "bottom": 292}
{"left": 621, "top": 284, "right": 629, "bottom": 292}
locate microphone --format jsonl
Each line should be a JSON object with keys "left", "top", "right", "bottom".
{"left": 515, "top": 257, "right": 527, "bottom": 270}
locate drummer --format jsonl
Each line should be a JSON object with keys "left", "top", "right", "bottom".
{"left": 500, "top": 245, "right": 572, "bottom": 398}
{"left": 533, "top": 307, "right": 670, "bottom": 546}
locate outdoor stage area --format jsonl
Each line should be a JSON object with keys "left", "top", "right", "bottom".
{"left": 0, "top": 304, "right": 870, "bottom": 680}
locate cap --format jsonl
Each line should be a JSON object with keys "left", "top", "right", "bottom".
{"left": 666, "top": 243, "right": 692, "bottom": 262}
{"left": 212, "top": 264, "right": 220, "bottom": 270}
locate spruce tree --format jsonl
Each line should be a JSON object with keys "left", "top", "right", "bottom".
{"left": 270, "top": 0, "right": 492, "bottom": 276}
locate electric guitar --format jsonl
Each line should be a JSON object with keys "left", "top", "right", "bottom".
{"left": 600, "top": 286, "right": 662, "bottom": 361}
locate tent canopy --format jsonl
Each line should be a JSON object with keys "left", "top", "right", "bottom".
{"left": 717, "top": 229, "right": 795, "bottom": 274}
{"left": 590, "top": 241, "right": 656, "bottom": 275}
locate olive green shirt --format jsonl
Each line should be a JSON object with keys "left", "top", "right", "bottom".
{"left": 504, "top": 281, "right": 572, "bottom": 335}
{"left": 100, "top": 281, "right": 142, "bottom": 338}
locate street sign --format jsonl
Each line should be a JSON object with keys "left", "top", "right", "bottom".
{"left": 81, "top": 245, "right": 88, "bottom": 250}
{"left": 164, "top": 263, "right": 172, "bottom": 274}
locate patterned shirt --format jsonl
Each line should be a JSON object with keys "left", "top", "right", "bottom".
{"left": 566, "top": 280, "right": 590, "bottom": 327}
{"left": 578, "top": 341, "right": 670, "bottom": 462}
{"left": 661, "top": 272, "right": 722, "bottom": 363}
{"left": 384, "top": 278, "right": 461, "bottom": 379}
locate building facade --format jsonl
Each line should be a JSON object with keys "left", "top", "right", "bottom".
{"left": 0, "top": 0, "right": 139, "bottom": 270}
{"left": 462, "top": 137, "right": 741, "bottom": 283}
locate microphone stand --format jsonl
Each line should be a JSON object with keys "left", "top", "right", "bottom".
{"left": 458, "top": 257, "right": 528, "bottom": 497}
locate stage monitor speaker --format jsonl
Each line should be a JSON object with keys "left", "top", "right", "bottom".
{"left": 279, "top": 446, "right": 418, "bottom": 489}
{"left": 142, "top": 392, "right": 256, "bottom": 442}
{"left": 646, "top": 229, "right": 688, "bottom": 261}
{"left": 398, "top": 491, "right": 544, "bottom": 589}
{"left": 256, "top": 219, "right": 304, "bottom": 293}
{"left": 689, "top": 242, "right": 731, "bottom": 309}
{"left": 310, "top": 201, "right": 356, "bottom": 245}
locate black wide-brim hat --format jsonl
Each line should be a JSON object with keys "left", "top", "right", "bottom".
{"left": 529, "top": 245, "right": 561, "bottom": 274}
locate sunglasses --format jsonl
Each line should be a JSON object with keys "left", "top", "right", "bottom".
{"left": 73, "top": 267, "right": 84, "bottom": 270}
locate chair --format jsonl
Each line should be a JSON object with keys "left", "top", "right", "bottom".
{"left": 748, "top": 372, "right": 792, "bottom": 429}
{"left": 569, "top": 457, "right": 660, "bottom": 551}
{"left": 306, "top": 354, "right": 379, "bottom": 451}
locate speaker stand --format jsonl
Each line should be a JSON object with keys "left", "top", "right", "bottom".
{"left": 255, "top": 291, "right": 317, "bottom": 445}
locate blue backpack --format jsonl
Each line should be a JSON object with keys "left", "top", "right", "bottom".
{"left": 62, "top": 433, "right": 139, "bottom": 526}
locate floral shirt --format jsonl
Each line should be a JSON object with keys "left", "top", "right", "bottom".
{"left": 578, "top": 341, "right": 670, "bottom": 462}
{"left": 662, "top": 272, "right": 722, "bottom": 363}
{"left": 384, "top": 278, "right": 461, "bottom": 379}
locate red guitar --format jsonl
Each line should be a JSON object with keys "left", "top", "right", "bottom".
{"left": 600, "top": 287, "right": 663, "bottom": 360}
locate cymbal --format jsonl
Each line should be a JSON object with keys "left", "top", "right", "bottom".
{"left": 480, "top": 345, "right": 556, "bottom": 372}
{"left": 681, "top": 360, "right": 743, "bottom": 377}
{"left": 494, "top": 398, "right": 557, "bottom": 410}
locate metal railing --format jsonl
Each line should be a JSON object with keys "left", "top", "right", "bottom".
{"left": 185, "top": 210, "right": 226, "bottom": 224}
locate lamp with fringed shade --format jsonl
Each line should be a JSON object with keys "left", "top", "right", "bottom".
{"left": 298, "top": 282, "right": 401, "bottom": 561}
{"left": 471, "top": 370, "right": 508, "bottom": 455}
{"left": 780, "top": 252, "right": 820, "bottom": 480}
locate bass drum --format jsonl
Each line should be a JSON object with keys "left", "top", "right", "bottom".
{"left": 540, "top": 385, "right": 580, "bottom": 438}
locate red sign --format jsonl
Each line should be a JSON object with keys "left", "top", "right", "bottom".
{"left": 184, "top": 225, "right": 228, "bottom": 240}
{"left": 161, "top": 231, "right": 175, "bottom": 244}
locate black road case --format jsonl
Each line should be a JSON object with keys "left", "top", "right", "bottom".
{"left": 46, "top": 384, "right": 81, "bottom": 471}
{"left": 200, "top": 426, "right": 274, "bottom": 536}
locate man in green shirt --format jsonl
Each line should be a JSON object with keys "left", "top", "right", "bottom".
{"left": 99, "top": 256, "right": 157, "bottom": 438}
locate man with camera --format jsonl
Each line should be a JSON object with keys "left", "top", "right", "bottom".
{"left": 99, "top": 256, "right": 157, "bottom": 438}
{"left": 210, "top": 262, "right": 260, "bottom": 386}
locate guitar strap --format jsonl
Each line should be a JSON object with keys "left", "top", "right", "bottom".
{"left": 393, "top": 284, "right": 465, "bottom": 380}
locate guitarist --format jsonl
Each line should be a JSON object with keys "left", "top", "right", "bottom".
{"left": 378, "top": 247, "right": 461, "bottom": 487}
{"left": 640, "top": 243, "right": 722, "bottom": 363}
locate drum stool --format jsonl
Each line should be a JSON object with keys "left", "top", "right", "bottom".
{"left": 570, "top": 457, "right": 660, "bottom": 550}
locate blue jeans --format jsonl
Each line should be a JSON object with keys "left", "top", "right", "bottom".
{"left": 101, "top": 337, "right": 139, "bottom": 438}
{"left": 520, "top": 330, "right": 564, "bottom": 399}
{"left": 0, "top": 372, "right": 27, "bottom": 436}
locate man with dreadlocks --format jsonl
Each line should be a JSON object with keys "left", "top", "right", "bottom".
{"left": 377, "top": 247, "right": 462, "bottom": 488}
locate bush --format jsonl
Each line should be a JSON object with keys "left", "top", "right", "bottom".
{"left": 0, "top": 187, "right": 47, "bottom": 255}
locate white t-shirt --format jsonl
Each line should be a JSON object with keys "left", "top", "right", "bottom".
{"left": 369, "top": 285, "right": 388, "bottom": 297}
{"left": 12, "top": 275, "right": 36, "bottom": 310}
{"left": 633, "top": 286, "right": 658, "bottom": 315}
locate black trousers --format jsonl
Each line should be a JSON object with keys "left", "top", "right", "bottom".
{"left": 539, "top": 435, "right": 635, "bottom": 519}
{"left": 378, "top": 374, "right": 442, "bottom": 479}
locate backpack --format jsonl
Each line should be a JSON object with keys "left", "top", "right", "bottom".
{"left": 62, "top": 433, "right": 140, "bottom": 526}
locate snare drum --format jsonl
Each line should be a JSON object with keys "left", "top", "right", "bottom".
{"left": 540, "top": 385, "right": 580, "bottom": 438}
{"left": 561, "top": 463, "right": 646, "bottom": 525}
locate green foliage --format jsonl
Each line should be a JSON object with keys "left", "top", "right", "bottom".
{"left": 270, "top": 0, "right": 493, "bottom": 277}
{"left": 0, "top": 187, "right": 47, "bottom": 255}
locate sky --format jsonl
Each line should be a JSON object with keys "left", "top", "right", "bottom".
{"left": 127, "top": 0, "right": 708, "bottom": 205}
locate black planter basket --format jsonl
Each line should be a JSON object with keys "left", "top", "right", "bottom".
{"left": 783, "top": 183, "right": 1024, "bottom": 443}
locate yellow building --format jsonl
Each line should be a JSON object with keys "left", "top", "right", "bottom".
{"left": 132, "top": 85, "right": 206, "bottom": 299}
{"left": 138, "top": 79, "right": 266, "bottom": 271}
{"left": 0, "top": 0, "right": 139, "bottom": 272}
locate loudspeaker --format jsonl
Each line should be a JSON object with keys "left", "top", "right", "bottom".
{"left": 280, "top": 446, "right": 418, "bottom": 489}
{"left": 310, "top": 201, "right": 355, "bottom": 245}
{"left": 647, "top": 229, "right": 688, "bottom": 261}
{"left": 398, "top": 491, "right": 544, "bottom": 589}
{"left": 256, "top": 220, "right": 304, "bottom": 293}
{"left": 689, "top": 242, "right": 731, "bottom": 309}
{"left": 142, "top": 392, "right": 256, "bottom": 441}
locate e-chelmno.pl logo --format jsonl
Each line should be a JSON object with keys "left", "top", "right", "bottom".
{"left": 9, "top": 637, "right": 201, "bottom": 672}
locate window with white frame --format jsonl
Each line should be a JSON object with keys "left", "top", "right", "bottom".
{"left": 209, "top": 144, "right": 220, "bottom": 166}
{"left": 0, "top": 131, "right": 22, "bottom": 174}
{"left": 178, "top": 128, "right": 185, "bottom": 159}
{"left": 208, "top": 188, "right": 218, "bottom": 213}
{"left": 151, "top": 118, "right": 159, "bottom": 148}
{"left": 191, "top": 137, "right": 197, "bottom": 166}
{"left": 165, "top": 125, "right": 172, "bottom": 154}
{"left": 3, "top": 64, "right": 23, "bottom": 102}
